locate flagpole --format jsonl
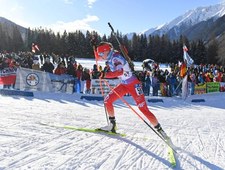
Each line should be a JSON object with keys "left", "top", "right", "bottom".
{"left": 181, "top": 44, "right": 194, "bottom": 100}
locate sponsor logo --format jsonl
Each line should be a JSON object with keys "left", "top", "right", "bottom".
{"left": 137, "top": 101, "right": 145, "bottom": 108}
{"left": 26, "top": 73, "right": 39, "bottom": 86}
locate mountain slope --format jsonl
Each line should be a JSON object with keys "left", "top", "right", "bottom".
{"left": 0, "top": 16, "right": 27, "bottom": 42}
{"left": 144, "top": 3, "right": 225, "bottom": 39}
{"left": 182, "top": 14, "right": 225, "bottom": 42}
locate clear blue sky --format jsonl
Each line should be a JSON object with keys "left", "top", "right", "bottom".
{"left": 0, "top": 0, "right": 223, "bottom": 36}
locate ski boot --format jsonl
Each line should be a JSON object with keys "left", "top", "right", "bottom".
{"left": 99, "top": 117, "right": 117, "bottom": 133}
{"left": 155, "top": 123, "right": 171, "bottom": 142}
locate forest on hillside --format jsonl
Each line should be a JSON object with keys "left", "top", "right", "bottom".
{"left": 0, "top": 23, "right": 223, "bottom": 65}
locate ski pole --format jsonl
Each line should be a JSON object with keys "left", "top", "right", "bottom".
{"left": 90, "top": 35, "right": 109, "bottom": 125}
{"left": 102, "top": 79, "right": 176, "bottom": 152}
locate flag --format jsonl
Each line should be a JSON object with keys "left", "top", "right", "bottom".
{"left": 183, "top": 45, "right": 188, "bottom": 52}
{"left": 180, "top": 62, "right": 187, "bottom": 78}
{"left": 32, "top": 43, "right": 40, "bottom": 53}
{"left": 183, "top": 45, "right": 194, "bottom": 67}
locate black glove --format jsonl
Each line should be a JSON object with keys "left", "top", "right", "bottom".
{"left": 90, "top": 36, "right": 97, "bottom": 48}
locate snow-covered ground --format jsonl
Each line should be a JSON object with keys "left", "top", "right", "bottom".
{"left": 0, "top": 91, "right": 225, "bottom": 170}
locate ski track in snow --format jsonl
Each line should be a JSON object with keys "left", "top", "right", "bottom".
{"left": 0, "top": 92, "right": 225, "bottom": 170}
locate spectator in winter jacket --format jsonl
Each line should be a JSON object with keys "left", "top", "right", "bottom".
{"left": 54, "top": 62, "right": 67, "bottom": 75}
{"left": 204, "top": 71, "right": 212, "bottom": 82}
{"left": 144, "top": 71, "right": 151, "bottom": 96}
{"left": 103, "top": 61, "right": 111, "bottom": 73}
{"left": 1, "top": 57, "right": 10, "bottom": 68}
{"left": 214, "top": 70, "right": 222, "bottom": 82}
{"left": 32, "top": 59, "right": 41, "bottom": 71}
{"left": 197, "top": 72, "right": 205, "bottom": 84}
{"left": 41, "top": 58, "right": 54, "bottom": 73}
{"left": 166, "top": 72, "right": 177, "bottom": 96}
{"left": 152, "top": 72, "right": 160, "bottom": 96}
{"left": 76, "top": 64, "right": 83, "bottom": 93}
{"left": 91, "top": 64, "right": 101, "bottom": 79}
{"left": 67, "top": 61, "right": 76, "bottom": 77}
{"left": 82, "top": 68, "right": 91, "bottom": 94}
{"left": 189, "top": 72, "right": 196, "bottom": 95}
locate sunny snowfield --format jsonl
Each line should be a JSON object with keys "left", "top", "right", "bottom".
{"left": 0, "top": 91, "right": 225, "bottom": 169}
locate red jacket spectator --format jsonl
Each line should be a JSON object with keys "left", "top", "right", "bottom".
{"left": 76, "top": 64, "right": 83, "bottom": 80}
{"left": 54, "top": 62, "right": 67, "bottom": 75}
{"left": 214, "top": 71, "right": 222, "bottom": 82}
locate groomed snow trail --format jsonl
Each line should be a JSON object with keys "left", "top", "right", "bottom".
{"left": 0, "top": 92, "right": 225, "bottom": 170}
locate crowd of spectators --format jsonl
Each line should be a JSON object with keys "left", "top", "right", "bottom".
{"left": 1, "top": 51, "right": 225, "bottom": 96}
{"left": 139, "top": 62, "right": 225, "bottom": 96}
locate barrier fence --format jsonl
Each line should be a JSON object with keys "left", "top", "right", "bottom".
{"left": 0, "top": 67, "right": 224, "bottom": 96}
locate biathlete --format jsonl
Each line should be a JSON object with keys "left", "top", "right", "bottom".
{"left": 95, "top": 41, "right": 170, "bottom": 140}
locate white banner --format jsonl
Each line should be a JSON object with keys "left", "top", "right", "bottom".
{"left": 91, "top": 79, "right": 120, "bottom": 95}
{"left": 15, "top": 67, "right": 74, "bottom": 93}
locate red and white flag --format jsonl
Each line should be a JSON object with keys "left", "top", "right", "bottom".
{"left": 32, "top": 43, "right": 40, "bottom": 53}
{"left": 183, "top": 45, "right": 188, "bottom": 52}
{"left": 183, "top": 45, "right": 194, "bottom": 67}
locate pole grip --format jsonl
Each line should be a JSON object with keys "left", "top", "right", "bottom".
{"left": 108, "top": 22, "right": 114, "bottom": 33}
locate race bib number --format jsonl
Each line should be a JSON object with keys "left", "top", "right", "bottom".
{"left": 135, "top": 84, "right": 143, "bottom": 95}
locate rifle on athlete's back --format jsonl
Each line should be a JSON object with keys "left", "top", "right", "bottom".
{"left": 108, "top": 22, "right": 135, "bottom": 72}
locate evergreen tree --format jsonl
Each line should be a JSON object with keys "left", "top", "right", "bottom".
{"left": 67, "top": 32, "right": 76, "bottom": 56}
{"left": 130, "top": 33, "right": 139, "bottom": 60}
{"left": 170, "top": 40, "right": 180, "bottom": 62}
{"left": 207, "top": 39, "right": 219, "bottom": 64}
{"left": 0, "top": 23, "right": 220, "bottom": 67}
{"left": 195, "top": 40, "right": 206, "bottom": 64}
{"left": 11, "top": 26, "right": 24, "bottom": 52}
{"left": 139, "top": 34, "right": 148, "bottom": 61}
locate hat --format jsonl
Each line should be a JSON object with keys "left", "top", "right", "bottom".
{"left": 97, "top": 42, "right": 112, "bottom": 57}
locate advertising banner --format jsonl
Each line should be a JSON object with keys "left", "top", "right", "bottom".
{"left": 220, "top": 82, "right": 225, "bottom": 92}
{"left": 0, "top": 68, "right": 17, "bottom": 85}
{"left": 15, "top": 67, "right": 74, "bottom": 93}
{"left": 91, "top": 79, "right": 120, "bottom": 95}
{"left": 206, "top": 82, "right": 220, "bottom": 93}
{"left": 194, "top": 83, "right": 206, "bottom": 94}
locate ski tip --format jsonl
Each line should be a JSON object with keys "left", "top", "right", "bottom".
{"left": 171, "top": 164, "right": 176, "bottom": 168}
{"left": 168, "top": 147, "right": 177, "bottom": 168}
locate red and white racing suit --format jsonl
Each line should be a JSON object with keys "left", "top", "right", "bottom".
{"left": 104, "top": 51, "right": 159, "bottom": 127}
